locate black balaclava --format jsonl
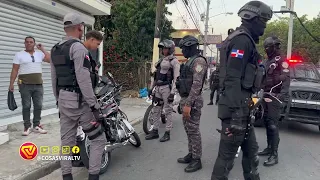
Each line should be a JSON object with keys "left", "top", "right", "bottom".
{"left": 241, "top": 17, "right": 266, "bottom": 43}
{"left": 265, "top": 45, "right": 281, "bottom": 59}
{"left": 182, "top": 44, "right": 198, "bottom": 58}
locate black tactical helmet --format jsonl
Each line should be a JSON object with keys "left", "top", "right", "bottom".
{"left": 238, "top": 1, "right": 273, "bottom": 21}
{"left": 263, "top": 36, "right": 281, "bottom": 48}
{"left": 178, "top": 35, "right": 199, "bottom": 48}
{"left": 158, "top": 39, "right": 175, "bottom": 55}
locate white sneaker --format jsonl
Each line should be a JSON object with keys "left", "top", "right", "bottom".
{"left": 22, "top": 127, "right": 32, "bottom": 136}
{"left": 33, "top": 125, "right": 47, "bottom": 134}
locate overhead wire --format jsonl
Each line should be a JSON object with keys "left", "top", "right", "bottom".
{"left": 293, "top": 12, "right": 320, "bottom": 43}
{"left": 182, "top": 0, "right": 214, "bottom": 53}
{"left": 175, "top": 1, "right": 190, "bottom": 28}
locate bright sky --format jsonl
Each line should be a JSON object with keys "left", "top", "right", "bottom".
{"left": 166, "top": 0, "right": 319, "bottom": 56}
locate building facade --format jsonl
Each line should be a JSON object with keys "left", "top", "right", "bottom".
{"left": 0, "top": 0, "right": 111, "bottom": 126}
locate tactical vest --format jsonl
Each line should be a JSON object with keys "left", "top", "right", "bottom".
{"left": 212, "top": 70, "right": 219, "bottom": 85}
{"left": 219, "top": 29, "right": 264, "bottom": 94}
{"left": 177, "top": 54, "right": 207, "bottom": 97}
{"left": 154, "top": 57, "right": 174, "bottom": 86}
{"left": 263, "top": 56, "right": 283, "bottom": 93}
{"left": 51, "top": 39, "right": 99, "bottom": 96}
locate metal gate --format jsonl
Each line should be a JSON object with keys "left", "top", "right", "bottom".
{"left": 0, "top": 0, "right": 64, "bottom": 120}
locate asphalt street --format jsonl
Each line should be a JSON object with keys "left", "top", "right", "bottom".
{"left": 72, "top": 91, "right": 320, "bottom": 180}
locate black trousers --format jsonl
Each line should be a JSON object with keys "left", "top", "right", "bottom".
{"left": 210, "top": 85, "right": 219, "bottom": 103}
{"left": 211, "top": 120, "right": 260, "bottom": 180}
{"left": 263, "top": 99, "right": 281, "bottom": 151}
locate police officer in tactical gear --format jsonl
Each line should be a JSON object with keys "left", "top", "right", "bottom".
{"left": 50, "top": 13, "right": 106, "bottom": 180}
{"left": 208, "top": 65, "right": 219, "bottom": 105}
{"left": 176, "top": 35, "right": 207, "bottom": 173}
{"left": 211, "top": 1, "right": 273, "bottom": 180}
{"left": 145, "top": 39, "right": 180, "bottom": 142}
{"left": 258, "top": 36, "right": 290, "bottom": 167}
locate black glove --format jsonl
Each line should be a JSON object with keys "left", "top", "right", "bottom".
{"left": 226, "top": 109, "right": 245, "bottom": 136}
{"left": 225, "top": 124, "right": 245, "bottom": 136}
{"left": 168, "top": 93, "right": 174, "bottom": 103}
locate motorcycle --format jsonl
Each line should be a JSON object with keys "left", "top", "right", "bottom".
{"left": 143, "top": 86, "right": 180, "bottom": 134}
{"left": 73, "top": 72, "right": 141, "bottom": 174}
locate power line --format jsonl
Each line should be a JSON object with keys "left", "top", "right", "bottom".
{"left": 192, "top": 0, "right": 202, "bottom": 16}
{"left": 182, "top": 0, "right": 214, "bottom": 52}
{"left": 182, "top": 0, "right": 201, "bottom": 31}
{"left": 175, "top": 1, "right": 190, "bottom": 28}
{"left": 293, "top": 13, "right": 320, "bottom": 43}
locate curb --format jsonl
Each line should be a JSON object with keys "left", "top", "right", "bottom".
{"left": 16, "top": 161, "right": 60, "bottom": 180}
{"left": 17, "top": 118, "right": 143, "bottom": 180}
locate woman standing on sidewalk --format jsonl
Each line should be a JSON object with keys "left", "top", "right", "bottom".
{"left": 145, "top": 39, "right": 180, "bottom": 142}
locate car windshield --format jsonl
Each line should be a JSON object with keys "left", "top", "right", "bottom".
{"left": 291, "top": 63, "right": 320, "bottom": 81}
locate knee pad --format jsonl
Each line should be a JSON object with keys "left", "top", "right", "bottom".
{"left": 83, "top": 123, "right": 104, "bottom": 140}
{"left": 267, "top": 124, "right": 278, "bottom": 136}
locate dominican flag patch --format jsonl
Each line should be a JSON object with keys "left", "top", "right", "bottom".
{"left": 230, "top": 49, "right": 244, "bottom": 59}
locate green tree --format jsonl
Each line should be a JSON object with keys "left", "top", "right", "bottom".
{"left": 95, "top": 0, "right": 175, "bottom": 63}
{"left": 257, "top": 15, "right": 320, "bottom": 64}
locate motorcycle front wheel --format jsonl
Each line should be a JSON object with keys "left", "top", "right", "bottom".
{"left": 78, "top": 136, "right": 111, "bottom": 175}
{"left": 143, "top": 105, "right": 154, "bottom": 134}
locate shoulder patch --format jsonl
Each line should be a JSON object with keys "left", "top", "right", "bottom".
{"left": 230, "top": 49, "right": 245, "bottom": 59}
{"left": 195, "top": 64, "right": 203, "bottom": 73}
{"left": 282, "top": 62, "right": 289, "bottom": 69}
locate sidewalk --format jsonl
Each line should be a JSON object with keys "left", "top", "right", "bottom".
{"left": 0, "top": 98, "right": 149, "bottom": 180}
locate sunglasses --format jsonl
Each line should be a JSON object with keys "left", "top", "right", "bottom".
{"left": 31, "top": 55, "right": 35, "bottom": 62}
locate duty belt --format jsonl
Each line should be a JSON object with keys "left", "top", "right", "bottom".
{"left": 156, "top": 81, "right": 171, "bottom": 86}
{"left": 62, "top": 87, "right": 80, "bottom": 93}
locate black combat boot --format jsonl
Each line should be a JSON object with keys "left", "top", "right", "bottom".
{"left": 62, "top": 173, "right": 73, "bottom": 180}
{"left": 177, "top": 153, "right": 192, "bottom": 164}
{"left": 258, "top": 140, "right": 271, "bottom": 156}
{"left": 207, "top": 101, "right": 213, "bottom": 105}
{"left": 88, "top": 174, "right": 99, "bottom": 180}
{"left": 184, "top": 158, "right": 202, "bottom": 173}
{"left": 160, "top": 131, "right": 170, "bottom": 142}
{"left": 263, "top": 151, "right": 278, "bottom": 167}
{"left": 145, "top": 129, "right": 159, "bottom": 140}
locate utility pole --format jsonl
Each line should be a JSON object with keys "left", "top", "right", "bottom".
{"left": 150, "top": 0, "right": 162, "bottom": 88}
{"left": 286, "top": 0, "right": 294, "bottom": 59}
{"left": 152, "top": 0, "right": 163, "bottom": 73}
{"left": 204, "top": 0, "right": 210, "bottom": 80}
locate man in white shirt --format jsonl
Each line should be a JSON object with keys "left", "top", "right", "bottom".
{"left": 9, "top": 36, "right": 51, "bottom": 136}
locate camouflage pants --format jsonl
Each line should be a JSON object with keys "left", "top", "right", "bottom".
{"left": 180, "top": 96, "right": 203, "bottom": 159}
{"left": 150, "top": 85, "right": 173, "bottom": 131}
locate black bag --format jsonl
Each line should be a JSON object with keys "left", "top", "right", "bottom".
{"left": 7, "top": 91, "right": 17, "bottom": 111}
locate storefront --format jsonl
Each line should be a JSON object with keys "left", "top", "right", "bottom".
{"left": 0, "top": 0, "right": 111, "bottom": 126}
